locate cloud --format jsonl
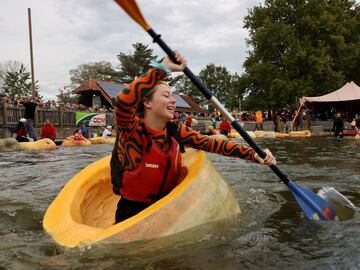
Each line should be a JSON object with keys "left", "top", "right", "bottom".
{"left": 0, "top": 0, "right": 263, "bottom": 100}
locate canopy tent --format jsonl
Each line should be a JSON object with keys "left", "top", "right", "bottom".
{"left": 301, "top": 81, "right": 360, "bottom": 103}
{"left": 301, "top": 81, "right": 360, "bottom": 121}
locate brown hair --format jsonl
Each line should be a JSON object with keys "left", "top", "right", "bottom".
{"left": 136, "top": 81, "right": 170, "bottom": 118}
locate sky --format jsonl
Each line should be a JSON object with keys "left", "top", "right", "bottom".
{"left": 0, "top": 0, "right": 263, "bottom": 100}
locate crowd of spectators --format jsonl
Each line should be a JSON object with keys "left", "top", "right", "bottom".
{"left": 2, "top": 95, "right": 359, "bottom": 136}
{"left": 1, "top": 96, "right": 113, "bottom": 113}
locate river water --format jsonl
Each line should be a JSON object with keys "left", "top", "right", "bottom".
{"left": 0, "top": 137, "right": 359, "bottom": 270}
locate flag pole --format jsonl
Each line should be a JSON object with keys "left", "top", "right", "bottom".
{"left": 28, "top": 8, "right": 36, "bottom": 99}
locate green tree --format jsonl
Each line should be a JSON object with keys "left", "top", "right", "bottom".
{"left": 69, "top": 61, "right": 119, "bottom": 87}
{"left": 0, "top": 60, "right": 22, "bottom": 88}
{"left": 243, "top": 0, "right": 360, "bottom": 110}
{"left": 171, "top": 74, "right": 204, "bottom": 104}
{"left": 1, "top": 64, "right": 38, "bottom": 100}
{"left": 228, "top": 73, "right": 249, "bottom": 110}
{"left": 197, "top": 64, "right": 234, "bottom": 108}
{"left": 116, "top": 42, "right": 157, "bottom": 83}
{"left": 57, "top": 86, "right": 78, "bottom": 104}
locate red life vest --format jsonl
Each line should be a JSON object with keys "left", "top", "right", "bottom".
{"left": 119, "top": 135, "right": 181, "bottom": 203}
{"left": 40, "top": 124, "right": 56, "bottom": 140}
{"left": 16, "top": 127, "right": 28, "bottom": 137}
{"left": 209, "top": 129, "right": 217, "bottom": 135}
{"left": 219, "top": 121, "right": 231, "bottom": 132}
{"left": 74, "top": 134, "right": 83, "bottom": 141}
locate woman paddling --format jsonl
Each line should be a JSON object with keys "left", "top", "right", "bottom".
{"left": 111, "top": 52, "right": 277, "bottom": 223}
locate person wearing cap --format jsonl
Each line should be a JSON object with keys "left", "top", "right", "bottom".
{"left": 12, "top": 118, "right": 33, "bottom": 142}
{"left": 102, "top": 125, "right": 113, "bottom": 138}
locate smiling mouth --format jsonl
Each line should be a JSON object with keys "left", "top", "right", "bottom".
{"left": 167, "top": 106, "right": 175, "bottom": 113}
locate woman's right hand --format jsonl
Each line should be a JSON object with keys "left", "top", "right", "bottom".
{"left": 162, "top": 51, "right": 187, "bottom": 72}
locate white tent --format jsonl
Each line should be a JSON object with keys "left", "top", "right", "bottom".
{"left": 301, "top": 81, "right": 360, "bottom": 104}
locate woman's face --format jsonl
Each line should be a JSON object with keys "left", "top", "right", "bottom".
{"left": 144, "top": 84, "right": 176, "bottom": 121}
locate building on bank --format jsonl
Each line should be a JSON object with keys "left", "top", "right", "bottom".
{"left": 72, "top": 79, "right": 207, "bottom": 115}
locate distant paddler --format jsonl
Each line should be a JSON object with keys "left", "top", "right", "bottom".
{"left": 61, "top": 129, "right": 91, "bottom": 147}
{"left": 68, "top": 129, "right": 86, "bottom": 141}
{"left": 111, "top": 51, "right": 277, "bottom": 224}
{"left": 102, "top": 125, "right": 115, "bottom": 138}
{"left": 12, "top": 118, "right": 33, "bottom": 143}
{"left": 200, "top": 125, "right": 217, "bottom": 136}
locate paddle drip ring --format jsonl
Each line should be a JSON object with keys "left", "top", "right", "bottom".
{"left": 152, "top": 33, "right": 161, "bottom": 43}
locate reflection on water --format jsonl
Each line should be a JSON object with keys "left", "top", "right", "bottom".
{"left": 0, "top": 138, "right": 359, "bottom": 269}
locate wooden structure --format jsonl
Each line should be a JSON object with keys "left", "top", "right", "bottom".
{"left": 0, "top": 102, "right": 114, "bottom": 128}
{"left": 73, "top": 80, "right": 208, "bottom": 114}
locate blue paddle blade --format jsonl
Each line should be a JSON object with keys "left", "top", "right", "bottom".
{"left": 287, "top": 181, "right": 338, "bottom": 221}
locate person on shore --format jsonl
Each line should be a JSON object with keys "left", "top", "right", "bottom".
{"left": 185, "top": 114, "right": 192, "bottom": 127}
{"left": 12, "top": 118, "right": 33, "bottom": 142}
{"left": 39, "top": 118, "right": 57, "bottom": 141}
{"left": 280, "top": 109, "right": 288, "bottom": 133}
{"left": 20, "top": 96, "right": 39, "bottom": 141}
{"left": 333, "top": 113, "right": 344, "bottom": 138}
{"left": 272, "top": 111, "right": 278, "bottom": 132}
{"left": 102, "top": 125, "right": 113, "bottom": 138}
{"left": 110, "top": 51, "right": 277, "bottom": 224}
{"left": 219, "top": 117, "right": 231, "bottom": 137}
{"left": 255, "top": 111, "right": 263, "bottom": 130}
{"left": 210, "top": 111, "right": 218, "bottom": 128}
{"left": 351, "top": 119, "right": 357, "bottom": 131}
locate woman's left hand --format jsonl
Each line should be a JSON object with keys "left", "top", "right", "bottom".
{"left": 162, "top": 51, "right": 187, "bottom": 72}
{"left": 254, "top": 148, "right": 277, "bottom": 165}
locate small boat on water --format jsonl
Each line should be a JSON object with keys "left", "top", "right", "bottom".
{"left": 43, "top": 148, "right": 240, "bottom": 247}
{"left": 276, "top": 130, "right": 311, "bottom": 138}
{"left": 342, "top": 129, "right": 359, "bottom": 137}
{"left": 20, "top": 138, "right": 56, "bottom": 151}
{"left": 0, "top": 138, "right": 20, "bottom": 152}
{"left": 289, "top": 130, "right": 311, "bottom": 137}
{"left": 61, "top": 139, "right": 92, "bottom": 147}
{"left": 0, "top": 138, "right": 56, "bottom": 152}
{"left": 90, "top": 137, "right": 116, "bottom": 144}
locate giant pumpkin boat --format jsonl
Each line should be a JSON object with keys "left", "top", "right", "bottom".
{"left": 43, "top": 148, "right": 240, "bottom": 247}
{"left": 61, "top": 139, "right": 92, "bottom": 147}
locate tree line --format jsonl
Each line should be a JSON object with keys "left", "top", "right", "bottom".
{"left": 64, "top": 42, "right": 245, "bottom": 110}
{"left": 2, "top": 0, "right": 360, "bottom": 111}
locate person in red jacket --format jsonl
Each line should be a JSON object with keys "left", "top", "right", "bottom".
{"left": 185, "top": 114, "right": 192, "bottom": 127}
{"left": 219, "top": 117, "right": 231, "bottom": 137}
{"left": 40, "top": 118, "right": 57, "bottom": 140}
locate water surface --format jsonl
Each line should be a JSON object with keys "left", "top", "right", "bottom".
{"left": 0, "top": 137, "right": 359, "bottom": 269}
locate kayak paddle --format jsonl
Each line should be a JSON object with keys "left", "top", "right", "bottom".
{"left": 113, "top": 0, "right": 338, "bottom": 221}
